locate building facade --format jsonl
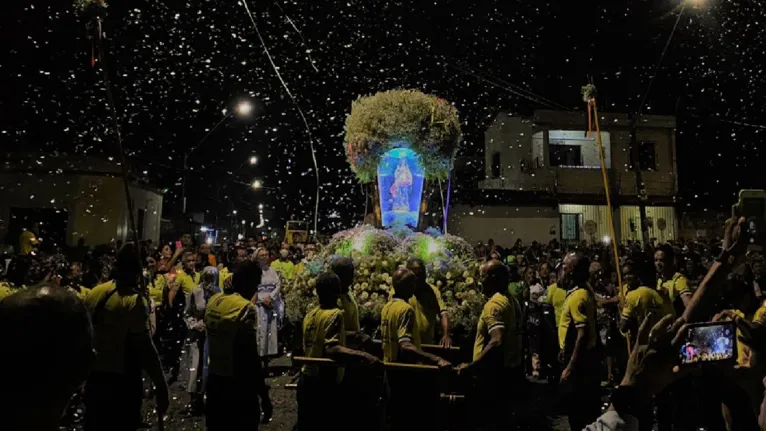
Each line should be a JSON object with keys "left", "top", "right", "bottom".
{"left": 0, "top": 154, "right": 163, "bottom": 248}
{"left": 448, "top": 110, "right": 679, "bottom": 246}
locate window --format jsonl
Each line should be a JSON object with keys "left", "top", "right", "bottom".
{"left": 630, "top": 141, "right": 657, "bottom": 171}
{"left": 548, "top": 130, "right": 611, "bottom": 168}
{"left": 490, "top": 152, "right": 501, "bottom": 178}
{"left": 561, "top": 213, "right": 580, "bottom": 245}
{"left": 549, "top": 144, "right": 582, "bottom": 167}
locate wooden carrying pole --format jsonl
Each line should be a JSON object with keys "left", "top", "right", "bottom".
{"left": 292, "top": 356, "right": 439, "bottom": 372}
{"left": 584, "top": 84, "right": 630, "bottom": 355}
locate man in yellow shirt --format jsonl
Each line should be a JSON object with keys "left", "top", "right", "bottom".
{"left": 330, "top": 257, "right": 361, "bottom": 334}
{"left": 299, "top": 272, "right": 379, "bottom": 429}
{"left": 381, "top": 268, "right": 450, "bottom": 366}
{"left": 329, "top": 257, "right": 379, "bottom": 429}
{"left": 18, "top": 227, "right": 39, "bottom": 256}
{"left": 63, "top": 262, "right": 91, "bottom": 301}
{"left": 558, "top": 251, "right": 601, "bottom": 431}
{"left": 655, "top": 244, "right": 692, "bottom": 314}
{"left": 456, "top": 259, "right": 524, "bottom": 430}
{"left": 271, "top": 249, "right": 296, "bottom": 281}
{"left": 83, "top": 243, "right": 169, "bottom": 431}
{"left": 205, "top": 261, "right": 272, "bottom": 430}
{"left": 405, "top": 257, "right": 452, "bottom": 347}
{"left": 176, "top": 252, "right": 200, "bottom": 295}
{"left": 619, "top": 262, "right": 673, "bottom": 341}
{"left": 382, "top": 268, "right": 450, "bottom": 431}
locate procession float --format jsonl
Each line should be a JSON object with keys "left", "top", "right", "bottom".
{"left": 284, "top": 89, "right": 484, "bottom": 340}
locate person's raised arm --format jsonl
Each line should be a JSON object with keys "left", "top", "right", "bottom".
{"left": 168, "top": 246, "right": 184, "bottom": 269}
{"left": 683, "top": 218, "right": 747, "bottom": 323}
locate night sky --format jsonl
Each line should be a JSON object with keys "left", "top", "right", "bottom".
{"left": 1, "top": 0, "right": 764, "bottom": 235}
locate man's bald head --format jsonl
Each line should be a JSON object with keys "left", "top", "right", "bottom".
{"left": 392, "top": 268, "right": 416, "bottom": 299}
{"left": 481, "top": 259, "right": 509, "bottom": 295}
{"left": 0, "top": 284, "right": 93, "bottom": 425}
{"left": 406, "top": 257, "right": 427, "bottom": 288}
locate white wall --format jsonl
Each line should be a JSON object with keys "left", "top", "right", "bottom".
{"left": 448, "top": 204, "right": 559, "bottom": 246}
{"left": 0, "top": 173, "right": 163, "bottom": 246}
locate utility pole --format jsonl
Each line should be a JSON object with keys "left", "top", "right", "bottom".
{"left": 629, "top": 115, "right": 651, "bottom": 245}
{"left": 182, "top": 152, "right": 189, "bottom": 215}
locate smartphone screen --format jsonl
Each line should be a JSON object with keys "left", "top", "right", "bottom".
{"left": 678, "top": 322, "right": 736, "bottom": 365}
{"left": 741, "top": 198, "right": 766, "bottom": 220}
{"left": 175, "top": 240, "right": 183, "bottom": 250}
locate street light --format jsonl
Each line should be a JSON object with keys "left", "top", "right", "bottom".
{"left": 236, "top": 101, "right": 253, "bottom": 116}
{"left": 249, "top": 156, "right": 258, "bottom": 165}
{"left": 182, "top": 99, "right": 254, "bottom": 214}
{"left": 252, "top": 180, "right": 263, "bottom": 190}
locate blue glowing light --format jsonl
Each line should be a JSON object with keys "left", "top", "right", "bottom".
{"left": 377, "top": 147, "right": 425, "bottom": 228}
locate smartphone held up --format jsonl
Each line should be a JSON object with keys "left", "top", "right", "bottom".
{"left": 678, "top": 321, "right": 737, "bottom": 365}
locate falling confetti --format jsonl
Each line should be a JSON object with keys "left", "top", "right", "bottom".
{"left": 1, "top": 0, "right": 766, "bottom": 234}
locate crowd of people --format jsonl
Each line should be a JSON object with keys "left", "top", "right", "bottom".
{"left": 1, "top": 220, "right": 766, "bottom": 431}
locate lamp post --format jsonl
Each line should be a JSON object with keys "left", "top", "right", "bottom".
{"left": 182, "top": 101, "right": 253, "bottom": 215}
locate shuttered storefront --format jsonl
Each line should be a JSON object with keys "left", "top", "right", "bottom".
{"left": 619, "top": 206, "right": 677, "bottom": 243}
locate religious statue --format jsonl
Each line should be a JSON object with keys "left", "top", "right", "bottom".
{"left": 390, "top": 158, "right": 413, "bottom": 212}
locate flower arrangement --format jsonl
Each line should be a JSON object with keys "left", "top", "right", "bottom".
{"left": 284, "top": 227, "right": 483, "bottom": 340}
{"left": 344, "top": 89, "right": 462, "bottom": 183}
{"left": 74, "top": 0, "right": 107, "bottom": 15}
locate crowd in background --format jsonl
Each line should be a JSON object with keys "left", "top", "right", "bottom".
{"left": 2, "top": 223, "right": 766, "bottom": 431}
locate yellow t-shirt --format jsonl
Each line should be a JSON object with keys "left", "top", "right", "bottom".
{"left": 390, "top": 284, "right": 446, "bottom": 344}
{"left": 18, "top": 231, "right": 38, "bottom": 256}
{"left": 723, "top": 309, "right": 750, "bottom": 366}
{"left": 302, "top": 306, "right": 346, "bottom": 382}
{"left": 67, "top": 285, "right": 92, "bottom": 301}
{"left": 339, "top": 291, "right": 360, "bottom": 332}
{"left": 205, "top": 292, "right": 256, "bottom": 377}
{"left": 0, "top": 282, "right": 14, "bottom": 302}
{"left": 147, "top": 274, "right": 166, "bottom": 304}
{"left": 84, "top": 281, "right": 151, "bottom": 374}
{"left": 381, "top": 298, "right": 420, "bottom": 362}
{"left": 271, "top": 260, "right": 296, "bottom": 281}
{"left": 176, "top": 270, "right": 200, "bottom": 295}
{"left": 219, "top": 267, "right": 232, "bottom": 290}
{"left": 657, "top": 273, "right": 691, "bottom": 308}
{"left": 473, "top": 292, "right": 523, "bottom": 368}
{"left": 621, "top": 286, "right": 673, "bottom": 333}
{"left": 544, "top": 283, "right": 567, "bottom": 325}
{"left": 754, "top": 304, "right": 766, "bottom": 324}
{"left": 558, "top": 287, "right": 598, "bottom": 352}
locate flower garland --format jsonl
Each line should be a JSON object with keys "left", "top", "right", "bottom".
{"left": 344, "top": 89, "right": 462, "bottom": 183}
